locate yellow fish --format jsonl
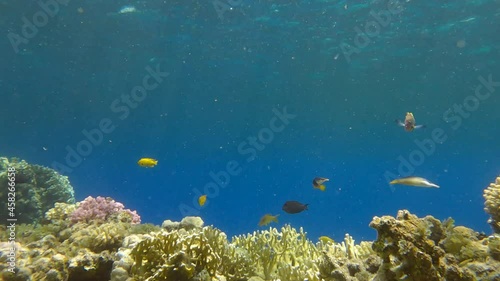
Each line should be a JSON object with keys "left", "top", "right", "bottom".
{"left": 319, "top": 236, "right": 334, "bottom": 244}
{"left": 198, "top": 195, "right": 207, "bottom": 206}
{"left": 137, "top": 158, "right": 158, "bottom": 167}
{"left": 313, "top": 177, "right": 329, "bottom": 191}
{"left": 390, "top": 176, "right": 439, "bottom": 188}
{"left": 258, "top": 214, "right": 279, "bottom": 226}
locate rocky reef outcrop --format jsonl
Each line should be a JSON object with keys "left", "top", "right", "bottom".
{"left": 370, "top": 210, "right": 500, "bottom": 281}
{"left": 484, "top": 176, "right": 500, "bottom": 234}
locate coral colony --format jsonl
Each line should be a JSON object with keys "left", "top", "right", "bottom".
{"left": 70, "top": 196, "right": 141, "bottom": 225}
{"left": 1, "top": 157, "right": 500, "bottom": 281}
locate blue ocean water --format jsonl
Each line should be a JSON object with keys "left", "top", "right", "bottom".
{"left": 1, "top": 0, "right": 499, "bottom": 242}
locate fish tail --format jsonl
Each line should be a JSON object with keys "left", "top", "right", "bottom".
{"left": 319, "top": 184, "right": 326, "bottom": 191}
{"left": 304, "top": 204, "right": 309, "bottom": 210}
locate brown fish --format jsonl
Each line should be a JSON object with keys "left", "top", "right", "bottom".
{"left": 282, "top": 201, "right": 308, "bottom": 214}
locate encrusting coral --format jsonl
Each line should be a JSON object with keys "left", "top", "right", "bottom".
{"left": 484, "top": 176, "right": 500, "bottom": 233}
{"left": 0, "top": 157, "right": 75, "bottom": 224}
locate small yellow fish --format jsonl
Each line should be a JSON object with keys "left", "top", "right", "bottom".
{"left": 313, "top": 177, "right": 329, "bottom": 191}
{"left": 396, "top": 112, "right": 425, "bottom": 132}
{"left": 198, "top": 195, "right": 207, "bottom": 206}
{"left": 390, "top": 176, "right": 439, "bottom": 188}
{"left": 319, "top": 236, "right": 334, "bottom": 244}
{"left": 258, "top": 214, "right": 279, "bottom": 226}
{"left": 137, "top": 158, "right": 158, "bottom": 167}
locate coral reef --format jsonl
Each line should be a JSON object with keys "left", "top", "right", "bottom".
{"left": 484, "top": 176, "right": 500, "bottom": 233}
{"left": 3, "top": 210, "right": 500, "bottom": 281}
{"left": 70, "top": 196, "right": 140, "bottom": 225}
{"left": 0, "top": 196, "right": 143, "bottom": 281}
{"left": 0, "top": 157, "right": 75, "bottom": 224}
{"left": 2, "top": 159, "right": 500, "bottom": 281}
{"left": 370, "top": 210, "right": 500, "bottom": 281}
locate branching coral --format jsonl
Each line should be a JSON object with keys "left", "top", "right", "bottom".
{"left": 130, "top": 226, "right": 252, "bottom": 281}
{"left": 232, "top": 225, "right": 321, "bottom": 281}
{"left": 484, "top": 176, "right": 500, "bottom": 233}
{"left": 317, "top": 233, "right": 375, "bottom": 260}
{"left": 70, "top": 196, "right": 140, "bottom": 224}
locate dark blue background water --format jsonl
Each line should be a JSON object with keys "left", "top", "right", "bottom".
{"left": 1, "top": 0, "right": 499, "bottom": 241}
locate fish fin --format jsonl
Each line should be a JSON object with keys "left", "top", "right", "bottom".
{"left": 425, "top": 182, "right": 440, "bottom": 188}
{"left": 395, "top": 119, "right": 405, "bottom": 127}
{"left": 414, "top": 124, "right": 426, "bottom": 129}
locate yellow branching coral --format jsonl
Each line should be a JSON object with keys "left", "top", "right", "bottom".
{"left": 484, "top": 176, "right": 500, "bottom": 233}
{"left": 130, "top": 226, "right": 253, "bottom": 281}
{"left": 231, "top": 225, "right": 321, "bottom": 281}
{"left": 317, "top": 233, "right": 374, "bottom": 260}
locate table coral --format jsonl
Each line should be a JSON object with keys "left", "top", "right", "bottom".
{"left": 484, "top": 176, "right": 500, "bottom": 233}
{"left": 0, "top": 157, "right": 75, "bottom": 224}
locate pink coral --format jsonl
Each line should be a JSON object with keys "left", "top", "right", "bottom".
{"left": 70, "top": 196, "right": 141, "bottom": 224}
